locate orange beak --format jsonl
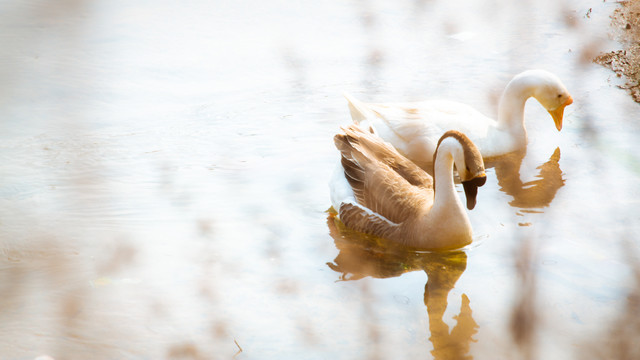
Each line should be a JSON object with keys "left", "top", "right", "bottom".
{"left": 548, "top": 95, "right": 573, "bottom": 131}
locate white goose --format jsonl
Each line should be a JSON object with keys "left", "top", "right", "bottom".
{"left": 330, "top": 125, "right": 486, "bottom": 250}
{"left": 345, "top": 69, "right": 573, "bottom": 168}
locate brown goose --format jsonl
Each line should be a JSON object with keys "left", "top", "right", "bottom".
{"left": 329, "top": 125, "right": 486, "bottom": 250}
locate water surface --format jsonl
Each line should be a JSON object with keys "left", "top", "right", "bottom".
{"left": 1, "top": 0, "right": 639, "bottom": 359}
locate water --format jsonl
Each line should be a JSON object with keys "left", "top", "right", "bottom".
{"left": 1, "top": 0, "right": 639, "bottom": 359}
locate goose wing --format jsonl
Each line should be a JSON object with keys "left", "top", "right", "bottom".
{"left": 366, "top": 100, "right": 492, "bottom": 142}
{"left": 345, "top": 93, "right": 493, "bottom": 160}
{"left": 334, "top": 125, "right": 433, "bottom": 229}
{"left": 344, "top": 124, "right": 433, "bottom": 189}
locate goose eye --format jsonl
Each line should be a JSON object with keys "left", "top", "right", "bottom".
{"left": 557, "top": 94, "right": 563, "bottom": 98}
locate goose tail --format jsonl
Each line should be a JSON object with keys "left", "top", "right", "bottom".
{"left": 343, "top": 92, "right": 375, "bottom": 124}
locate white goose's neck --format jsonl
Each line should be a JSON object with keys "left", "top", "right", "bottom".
{"left": 496, "top": 73, "right": 538, "bottom": 138}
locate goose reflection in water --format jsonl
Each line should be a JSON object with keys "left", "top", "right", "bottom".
{"left": 326, "top": 213, "right": 478, "bottom": 359}
{"left": 488, "top": 147, "right": 565, "bottom": 209}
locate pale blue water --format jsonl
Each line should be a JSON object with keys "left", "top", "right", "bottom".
{"left": 0, "top": 0, "right": 639, "bottom": 359}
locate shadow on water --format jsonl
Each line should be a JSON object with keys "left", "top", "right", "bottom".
{"left": 326, "top": 212, "right": 478, "bottom": 360}
{"left": 488, "top": 147, "right": 565, "bottom": 210}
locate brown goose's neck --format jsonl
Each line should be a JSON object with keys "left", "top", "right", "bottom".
{"left": 432, "top": 138, "right": 462, "bottom": 212}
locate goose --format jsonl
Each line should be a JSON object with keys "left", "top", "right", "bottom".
{"left": 330, "top": 125, "right": 486, "bottom": 250}
{"left": 344, "top": 69, "right": 573, "bottom": 168}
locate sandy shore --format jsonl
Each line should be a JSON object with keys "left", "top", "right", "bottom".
{"left": 594, "top": 0, "right": 640, "bottom": 102}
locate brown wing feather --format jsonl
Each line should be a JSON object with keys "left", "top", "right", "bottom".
{"left": 344, "top": 125, "right": 433, "bottom": 189}
{"left": 334, "top": 125, "right": 433, "bottom": 225}
{"left": 335, "top": 132, "right": 367, "bottom": 205}
{"left": 338, "top": 202, "right": 399, "bottom": 239}
{"left": 357, "top": 162, "right": 432, "bottom": 224}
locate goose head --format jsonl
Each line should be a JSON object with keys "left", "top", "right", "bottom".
{"left": 527, "top": 70, "right": 574, "bottom": 131}
{"left": 435, "top": 131, "right": 487, "bottom": 210}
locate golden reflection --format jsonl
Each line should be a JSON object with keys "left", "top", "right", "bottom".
{"left": 487, "top": 147, "right": 565, "bottom": 209}
{"left": 326, "top": 213, "right": 478, "bottom": 359}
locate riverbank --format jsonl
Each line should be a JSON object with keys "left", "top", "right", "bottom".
{"left": 594, "top": 0, "right": 640, "bottom": 102}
